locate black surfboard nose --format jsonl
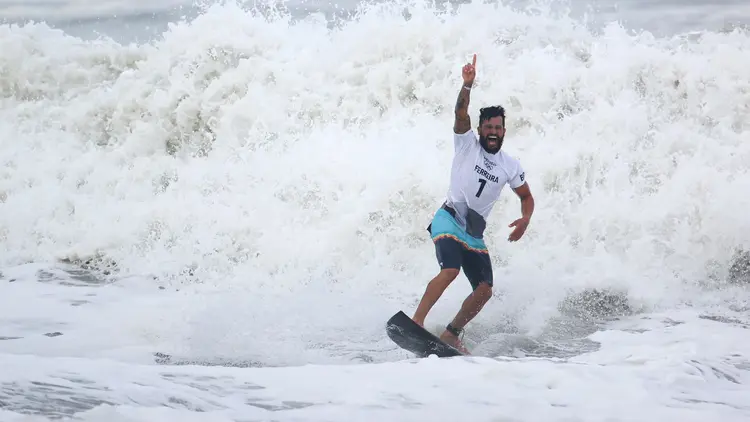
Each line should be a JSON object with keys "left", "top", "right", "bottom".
{"left": 386, "top": 310, "right": 464, "bottom": 358}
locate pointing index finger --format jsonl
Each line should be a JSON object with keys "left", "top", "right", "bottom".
{"left": 472, "top": 54, "right": 476, "bottom": 67}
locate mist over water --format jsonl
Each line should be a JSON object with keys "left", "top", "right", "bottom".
{"left": 1, "top": 0, "right": 750, "bottom": 419}
{"left": 3, "top": 0, "right": 750, "bottom": 43}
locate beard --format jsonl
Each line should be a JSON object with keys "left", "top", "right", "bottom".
{"left": 479, "top": 134, "right": 503, "bottom": 154}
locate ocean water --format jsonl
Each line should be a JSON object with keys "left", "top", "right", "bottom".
{"left": 1, "top": 0, "right": 750, "bottom": 420}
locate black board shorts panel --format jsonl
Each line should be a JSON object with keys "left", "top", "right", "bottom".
{"left": 434, "top": 236, "right": 493, "bottom": 290}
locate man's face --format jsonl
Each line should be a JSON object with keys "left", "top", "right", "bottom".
{"left": 478, "top": 116, "right": 505, "bottom": 154}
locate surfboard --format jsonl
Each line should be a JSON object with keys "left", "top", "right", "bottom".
{"left": 385, "top": 310, "right": 465, "bottom": 358}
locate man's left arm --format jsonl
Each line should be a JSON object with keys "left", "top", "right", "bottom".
{"left": 508, "top": 170, "right": 534, "bottom": 242}
{"left": 514, "top": 182, "right": 535, "bottom": 221}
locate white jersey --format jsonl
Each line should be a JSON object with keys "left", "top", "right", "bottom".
{"left": 444, "top": 129, "right": 525, "bottom": 233}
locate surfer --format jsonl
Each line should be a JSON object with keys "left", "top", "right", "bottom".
{"left": 412, "top": 54, "right": 535, "bottom": 354}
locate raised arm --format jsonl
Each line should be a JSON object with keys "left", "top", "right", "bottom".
{"left": 454, "top": 54, "right": 476, "bottom": 134}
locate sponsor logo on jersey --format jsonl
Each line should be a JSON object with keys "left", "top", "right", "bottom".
{"left": 483, "top": 156, "right": 496, "bottom": 171}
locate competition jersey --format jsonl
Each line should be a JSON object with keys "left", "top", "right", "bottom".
{"left": 444, "top": 129, "right": 526, "bottom": 232}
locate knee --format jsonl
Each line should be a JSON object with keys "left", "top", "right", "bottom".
{"left": 439, "top": 268, "right": 460, "bottom": 282}
{"left": 474, "top": 282, "right": 492, "bottom": 301}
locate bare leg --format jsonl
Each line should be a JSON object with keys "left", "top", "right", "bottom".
{"left": 449, "top": 282, "right": 493, "bottom": 328}
{"left": 440, "top": 282, "right": 493, "bottom": 353}
{"left": 412, "top": 268, "right": 460, "bottom": 327}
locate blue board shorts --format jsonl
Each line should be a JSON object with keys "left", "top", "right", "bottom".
{"left": 427, "top": 207, "right": 493, "bottom": 290}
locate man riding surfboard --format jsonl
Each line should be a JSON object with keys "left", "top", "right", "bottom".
{"left": 412, "top": 54, "right": 535, "bottom": 354}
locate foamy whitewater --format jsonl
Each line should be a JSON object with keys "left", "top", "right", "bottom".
{"left": 2, "top": 0, "right": 750, "bottom": 420}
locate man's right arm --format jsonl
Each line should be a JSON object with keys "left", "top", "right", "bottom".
{"left": 453, "top": 83, "right": 472, "bottom": 134}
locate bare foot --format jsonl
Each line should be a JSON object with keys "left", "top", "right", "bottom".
{"left": 440, "top": 330, "right": 470, "bottom": 355}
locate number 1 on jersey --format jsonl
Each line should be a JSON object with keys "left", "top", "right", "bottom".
{"left": 475, "top": 178, "right": 487, "bottom": 197}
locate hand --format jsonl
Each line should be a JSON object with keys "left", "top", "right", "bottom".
{"left": 462, "top": 54, "right": 476, "bottom": 86}
{"left": 507, "top": 217, "right": 530, "bottom": 242}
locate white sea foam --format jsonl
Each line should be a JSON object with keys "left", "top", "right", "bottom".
{"left": 1, "top": 0, "right": 749, "bottom": 419}
{"left": 0, "top": 313, "right": 749, "bottom": 422}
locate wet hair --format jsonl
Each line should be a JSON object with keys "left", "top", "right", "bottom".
{"left": 479, "top": 105, "right": 506, "bottom": 127}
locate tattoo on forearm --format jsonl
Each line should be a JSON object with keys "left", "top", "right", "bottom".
{"left": 454, "top": 85, "right": 471, "bottom": 132}
{"left": 455, "top": 88, "right": 470, "bottom": 115}
{"left": 455, "top": 97, "right": 465, "bottom": 113}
